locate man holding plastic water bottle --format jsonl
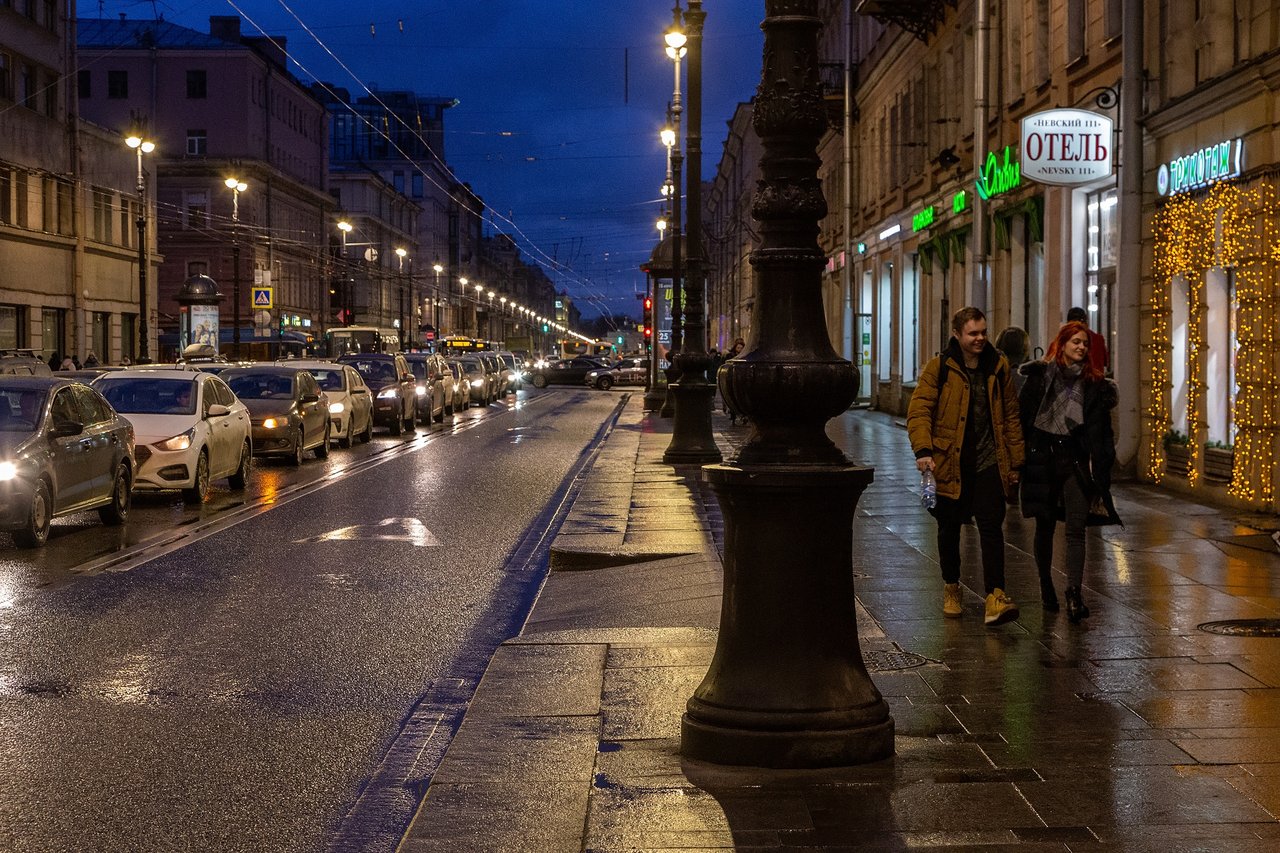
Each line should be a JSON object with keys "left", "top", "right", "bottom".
{"left": 907, "top": 307, "right": 1025, "bottom": 625}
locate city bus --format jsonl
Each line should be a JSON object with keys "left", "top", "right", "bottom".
{"left": 438, "top": 335, "right": 493, "bottom": 356}
{"left": 557, "top": 339, "right": 614, "bottom": 360}
{"left": 324, "top": 326, "right": 399, "bottom": 357}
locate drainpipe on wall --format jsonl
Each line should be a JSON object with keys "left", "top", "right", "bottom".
{"left": 1115, "top": 0, "right": 1144, "bottom": 470}
{"left": 842, "top": 0, "right": 854, "bottom": 374}
{"left": 971, "top": 0, "right": 990, "bottom": 312}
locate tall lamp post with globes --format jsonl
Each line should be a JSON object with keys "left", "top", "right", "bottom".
{"left": 126, "top": 133, "right": 155, "bottom": 362}
{"left": 225, "top": 177, "right": 248, "bottom": 358}
{"left": 432, "top": 263, "right": 444, "bottom": 342}
{"left": 680, "top": 0, "right": 891, "bottom": 768}
{"left": 660, "top": 12, "right": 686, "bottom": 418}
{"left": 664, "top": 0, "right": 720, "bottom": 462}
{"left": 395, "top": 248, "right": 408, "bottom": 349}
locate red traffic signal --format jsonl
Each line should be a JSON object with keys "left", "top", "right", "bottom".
{"left": 643, "top": 326, "right": 652, "bottom": 338}
{"left": 643, "top": 296, "right": 653, "bottom": 311}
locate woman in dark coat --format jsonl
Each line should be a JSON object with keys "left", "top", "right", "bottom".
{"left": 1018, "top": 321, "right": 1121, "bottom": 622}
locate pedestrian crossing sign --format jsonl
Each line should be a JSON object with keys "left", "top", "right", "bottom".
{"left": 252, "top": 287, "right": 273, "bottom": 309}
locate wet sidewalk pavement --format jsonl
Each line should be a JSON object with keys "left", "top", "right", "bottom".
{"left": 398, "top": 394, "right": 1280, "bottom": 852}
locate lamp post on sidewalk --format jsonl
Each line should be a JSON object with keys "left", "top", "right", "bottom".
{"left": 225, "top": 177, "right": 248, "bottom": 358}
{"left": 125, "top": 133, "right": 155, "bottom": 362}
{"left": 663, "top": 0, "right": 720, "bottom": 464}
{"left": 680, "top": 1, "right": 893, "bottom": 768}
{"left": 395, "top": 247, "right": 408, "bottom": 349}
{"left": 660, "top": 8, "right": 686, "bottom": 419}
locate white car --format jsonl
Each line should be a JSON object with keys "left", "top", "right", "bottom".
{"left": 93, "top": 370, "right": 252, "bottom": 502}
{"left": 284, "top": 360, "right": 374, "bottom": 447}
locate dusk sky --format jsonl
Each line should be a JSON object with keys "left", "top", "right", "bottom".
{"left": 93, "top": 1, "right": 767, "bottom": 321}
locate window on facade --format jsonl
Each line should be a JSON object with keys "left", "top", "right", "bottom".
{"left": 42, "top": 0, "right": 55, "bottom": 31}
{"left": 186, "top": 69, "right": 207, "bottom": 99}
{"left": 0, "top": 305, "right": 23, "bottom": 350}
{"left": 14, "top": 172, "right": 27, "bottom": 228}
{"left": 1204, "top": 268, "right": 1237, "bottom": 446}
{"left": 92, "top": 312, "right": 110, "bottom": 363}
{"left": 187, "top": 260, "right": 209, "bottom": 277}
{"left": 877, "top": 262, "right": 893, "bottom": 382}
{"left": 41, "top": 177, "right": 55, "bottom": 232}
{"left": 41, "top": 307, "right": 63, "bottom": 361}
{"left": 412, "top": 173, "right": 423, "bottom": 198}
{"left": 77, "top": 68, "right": 90, "bottom": 99}
{"left": 1104, "top": 0, "right": 1122, "bottom": 40}
{"left": 120, "top": 313, "right": 137, "bottom": 362}
{"left": 900, "top": 259, "right": 919, "bottom": 383}
{"left": 184, "top": 191, "right": 208, "bottom": 228}
{"left": 92, "top": 188, "right": 112, "bottom": 242}
{"left": 120, "top": 199, "right": 134, "bottom": 249}
{"left": 57, "top": 180, "right": 71, "bottom": 234}
{"left": 393, "top": 171, "right": 405, "bottom": 193}
{"left": 19, "top": 62, "right": 36, "bottom": 109}
{"left": 0, "top": 52, "right": 12, "bottom": 101}
{"left": 0, "top": 169, "right": 9, "bottom": 225}
{"left": 42, "top": 70, "right": 55, "bottom": 117}
{"left": 1085, "top": 186, "right": 1118, "bottom": 372}
{"left": 187, "top": 130, "right": 207, "bottom": 156}
{"left": 1033, "top": 4, "right": 1050, "bottom": 82}
{"left": 107, "top": 70, "right": 127, "bottom": 99}
{"left": 1067, "top": 0, "right": 1086, "bottom": 62}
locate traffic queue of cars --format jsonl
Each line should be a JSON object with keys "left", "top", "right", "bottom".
{"left": 0, "top": 351, "right": 527, "bottom": 548}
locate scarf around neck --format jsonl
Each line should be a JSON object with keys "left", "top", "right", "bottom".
{"left": 1034, "top": 361, "right": 1085, "bottom": 436}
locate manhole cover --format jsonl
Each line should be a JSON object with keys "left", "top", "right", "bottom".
{"left": 1198, "top": 619, "right": 1280, "bottom": 637}
{"left": 863, "top": 650, "right": 931, "bottom": 671}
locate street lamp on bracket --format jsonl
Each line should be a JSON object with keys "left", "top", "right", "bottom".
{"left": 225, "top": 177, "right": 248, "bottom": 358}
{"left": 125, "top": 133, "right": 155, "bottom": 362}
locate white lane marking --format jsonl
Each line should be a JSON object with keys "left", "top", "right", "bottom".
{"left": 294, "top": 517, "right": 441, "bottom": 546}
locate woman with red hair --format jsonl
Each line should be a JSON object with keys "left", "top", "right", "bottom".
{"left": 1018, "top": 321, "right": 1121, "bottom": 622}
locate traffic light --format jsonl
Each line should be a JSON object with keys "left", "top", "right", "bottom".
{"left": 642, "top": 296, "right": 653, "bottom": 354}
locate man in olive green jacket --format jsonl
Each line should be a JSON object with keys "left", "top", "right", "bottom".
{"left": 907, "top": 307, "right": 1025, "bottom": 625}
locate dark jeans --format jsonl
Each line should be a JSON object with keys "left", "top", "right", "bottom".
{"left": 934, "top": 464, "right": 1006, "bottom": 593}
{"left": 1034, "top": 467, "right": 1089, "bottom": 589}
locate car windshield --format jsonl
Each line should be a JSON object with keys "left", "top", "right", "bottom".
{"left": 97, "top": 377, "right": 197, "bottom": 415}
{"left": 307, "top": 369, "right": 346, "bottom": 392}
{"left": 348, "top": 361, "right": 398, "bottom": 384}
{"left": 406, "top": 361, "right": 428, "bottom": 381}
{"left": 0, "top": 388, "right": 47, "bottom": 431}
{"left": 226, "top": 374, "right": 295, "bottom": 400}
{"left": 460, "top": 360, "right": 484, "bottom": 376}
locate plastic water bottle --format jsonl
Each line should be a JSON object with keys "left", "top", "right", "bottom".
{"left": 920, "top": 469, "right": 937, "bottom": 510}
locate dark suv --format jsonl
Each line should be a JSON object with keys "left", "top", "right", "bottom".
{"left": 337, "top": 353, "right": 416, "bottom": 435}
{"left": 403, "top": 352, "right": 450, "bottom": 424}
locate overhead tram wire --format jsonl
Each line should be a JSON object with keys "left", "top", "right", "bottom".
{"left": 233, "top": 0, "right": 630, "bottom": 317}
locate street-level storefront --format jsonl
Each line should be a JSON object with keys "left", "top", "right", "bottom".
{"left": 1141, "top": 133, "right": 1278, "bottom": 509}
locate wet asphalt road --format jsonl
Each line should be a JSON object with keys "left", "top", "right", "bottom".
{"left": 0, "top": 387, "right": 622, "bottom": 853}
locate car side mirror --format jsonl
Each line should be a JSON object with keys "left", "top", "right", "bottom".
{"left": 300, "top": 393, "right": 320, "bottom": 404}
{"left": 50, "top": 420, "right": 84, "bottom": 438}
{"left": 206, "top": 403, "right": 231, "bottom": 417}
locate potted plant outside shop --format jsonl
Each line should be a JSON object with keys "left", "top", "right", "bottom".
{"left": 1163, "top": 429, "right": 1191, "bottom": 477}
{"left": 1203, "top": 440, "right": 1235, "bottom": 482}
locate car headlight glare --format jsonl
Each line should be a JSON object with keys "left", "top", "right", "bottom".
{"left": 328, "top": 402, "right": 345, "bottom": 415}
{"left": 0, "top": 461, "right": 18, "bottom": 481}
{"left": 155, "top": 429, "right": 194, "bottom": 451}
{"left": 377, "top": 389, "right": 399, "bottom": 399}
{"left": 471, "top": 379, "right": 483, "bottom": 388}
{"left": 415, "top": 386, "right": 426, "bottom": 396}
{"left": 262, "top": 417, "right": 281, "bottom": 429}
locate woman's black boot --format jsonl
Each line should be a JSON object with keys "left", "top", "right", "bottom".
{"left": 1064, "top": 586, "right": 1090, "bottom": 623}
{"left": 1040, "top": 574, "right": 1059, "bottom": 612}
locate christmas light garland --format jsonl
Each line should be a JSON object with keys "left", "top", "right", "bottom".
{"left": 1149, "top": 179, "right": 1279, "bottom": 504}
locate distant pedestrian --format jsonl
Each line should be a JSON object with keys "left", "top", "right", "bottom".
{"left": 84, "top": 351, "right": 100, "bottom": 368}
{"left": 722, "top": 337, "right": 745, "bottom": 424}
{"left": 121, "top": 355, "right": 133, "bottom": 367}
{"left": 994, "top": 326, "right": 1031, "bottom": 394}
{"left": 48, "top": 352, "right": 60, "bottom": 372}
{"left": 60, "top": 355, "right": 75, "bottom": 371}
{"left": 1066, "top": 306, "right": 1108, "bottom": 374}
{"left": 1018, "top": 320, "right": 1121, "bottom": 622}
{"left": 71, "top": 355, "right": 81, "bottom": 370}
{"left": 906, "top": 307, "right": 1024, "bottom": 625}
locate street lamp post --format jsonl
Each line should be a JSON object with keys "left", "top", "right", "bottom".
{"left": 680, "top": 1, "right": 892, "bottom": 767}
{"left": 660, "top": 12, "right": 686, "bottom": 419}
{"left": 225, "top": 177, "right": 248, "bottom": 358}
{"left": 395, "top": 248, "right": 408, "bottom": 349}
{"left": 433, "top": 262, "right": 444, "bottom": 344}
{"left": 126, "top": 134, "right": 155, "bottom": 362}
{"left": 664, "top": 0, "right": 720, "bottom": 463}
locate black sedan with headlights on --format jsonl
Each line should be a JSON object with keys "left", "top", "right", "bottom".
{"left": 221, "top": 366, "right": 331, "bottom": 466}
{"left": 0, "top": 376, "right": 135, "bottom": 547}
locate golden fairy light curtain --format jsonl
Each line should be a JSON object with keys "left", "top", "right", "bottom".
{"left": 1148, "top": 180, "right": 1279, "bottom": 504}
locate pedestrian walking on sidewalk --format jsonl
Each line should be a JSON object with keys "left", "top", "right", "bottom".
{"left": 722, "top": 337, "right": 745, "bottom": 424}
{"left": 1018, "top": 320, "right": 1121, "bottom": 622}
{"left": 907, "top": 307, "right": 1025, "bottom": 625}
{"left": 994, "top": 326, "right": 1031, "bottom": 394}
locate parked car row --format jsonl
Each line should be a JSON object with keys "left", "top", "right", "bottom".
{"left": 0, "top": 352, "right": 530, "bottom": 548}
